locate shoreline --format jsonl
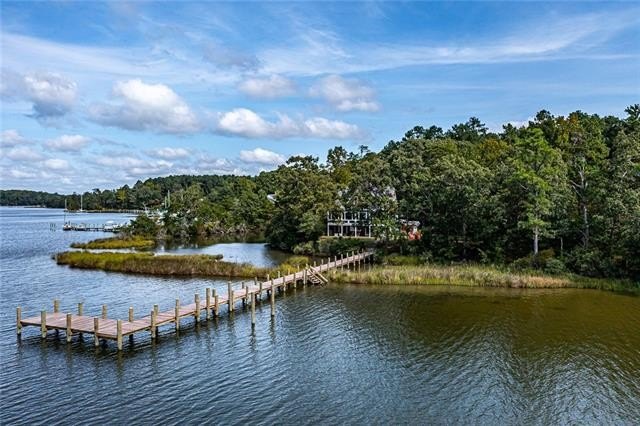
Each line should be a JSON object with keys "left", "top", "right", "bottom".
{"left": 329, "top": 265, "right": 640, "bottom": 295}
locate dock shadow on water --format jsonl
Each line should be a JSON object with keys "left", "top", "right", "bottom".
{"left": 1, "top": 208, "right": 640, "bottom": 424}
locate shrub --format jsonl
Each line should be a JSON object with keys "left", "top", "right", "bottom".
{"left": 544, "top": 258, "right": 567, "bottom": 275}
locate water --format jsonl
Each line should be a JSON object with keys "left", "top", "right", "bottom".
{"left": 1, "top": 207, "right": 639, "bottom": 425}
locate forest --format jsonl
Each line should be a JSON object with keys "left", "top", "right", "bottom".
{"left": 2, "top": 105, "right": 639, "bottom": 280}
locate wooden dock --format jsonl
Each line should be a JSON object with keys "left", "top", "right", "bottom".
{"left": 17, "top": 250, "right": 373, "bottom": 351}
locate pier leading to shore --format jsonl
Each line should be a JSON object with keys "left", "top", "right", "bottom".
{"left": 16, "top": 251, "right": 372, "bottom": 351}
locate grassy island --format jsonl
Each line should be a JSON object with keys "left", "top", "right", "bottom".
{"left": 56, "top": 251, "right": 271, "bottom": 278}
{"left": 330, "top": 264, "right": 639, "bottom": 294}
{"left": 70, "top": 236, "right": 155, "bottom": 250}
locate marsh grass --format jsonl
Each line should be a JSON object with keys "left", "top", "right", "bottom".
{"left": 331, "top": 264, "right": 639, "bottom": 294}
{"left": 56, "top": 251, "right": 271, "bottom": 278}
{"left": 70, "top": 236, "right": 155, "bottom": 250}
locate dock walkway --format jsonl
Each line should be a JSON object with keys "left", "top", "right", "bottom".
{"left": 17, "top": 250, "right": 373, "bottom": 351}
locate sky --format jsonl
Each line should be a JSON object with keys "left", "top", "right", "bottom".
{"left": 1, "top": 1, "right": 639, "bottom": 193}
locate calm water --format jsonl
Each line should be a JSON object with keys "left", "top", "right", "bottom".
{"left": 1, "top": 208, "right": 639, "bottom": 425}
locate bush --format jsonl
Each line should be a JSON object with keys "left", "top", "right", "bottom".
{"left": 544, "top": 258, "right": 568, "bottom": 275}
{"left": 293, "top": 241, "right": 315, "bottom": 255}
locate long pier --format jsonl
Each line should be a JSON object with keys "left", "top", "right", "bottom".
{"left": 16, "top": 250, "right": 373, "bottom": 351}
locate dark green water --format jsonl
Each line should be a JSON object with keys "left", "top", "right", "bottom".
{"left": 1, "top": 208, "right": 639, "bottom": 424}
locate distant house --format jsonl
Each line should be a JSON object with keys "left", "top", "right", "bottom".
{"left": 326, "top": 211, "right": 421, "bottom": 240}
{"left": 326, "top": 211, "right": 373, "bottom": 238}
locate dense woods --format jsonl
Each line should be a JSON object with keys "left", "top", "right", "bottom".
{"left": 3, "top": 106, "right": 638, "bottom": 280}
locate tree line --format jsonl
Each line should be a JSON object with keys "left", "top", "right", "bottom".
{"left": 2, "top": 105, "right": 638, "bottom": 280}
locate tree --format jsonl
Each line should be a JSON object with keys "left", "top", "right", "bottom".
{"left": 509, "top": 128, "right": 567, "bottom": 256}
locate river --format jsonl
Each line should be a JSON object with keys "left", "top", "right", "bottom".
{"left": 1, "top": 207, "right": 639, "bottom": 424}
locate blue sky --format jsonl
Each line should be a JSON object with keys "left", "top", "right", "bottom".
{"left": 1, "top": 1, "right": 639, "bottom": 193}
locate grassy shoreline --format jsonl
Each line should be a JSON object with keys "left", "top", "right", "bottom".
{"left": 70, "top": 236, "right": 155, "bottom": 250}
{"left": 56, "top": 251, "right": 270, "bottom": 278}
{"left": 329, "top": 265, "right": 639, "bottom": 294}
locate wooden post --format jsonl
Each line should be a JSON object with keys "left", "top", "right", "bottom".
{"left": 66, "top": 313, "right": 72, "bottom": 343}
{"left": 101, "top": 304, "right": 107, "bottom": 319}
{"left": 241, "top": 282, "right": 246, "bottom": 307}
{"left": 150, "top": 310, "right": 157, "bottom": 339}
{"left": 303, "top": 268, "right": 307, "bottom": 286}
{"left": 16, "top": 307, "right": 22, "bottom": 335}
{"left": 251, "top": 293, "right": 256, "bottom": 328}
{"left": 77, "top": 302, "right": 83, "bottom": 316}
{"left": 205, "top": 288, "right": 211, "bottom": 320}
{"left": 153, "top": 304, "right": 159, "bottom": 318}
{"left": 254, "top": 277, "right": 259, "bottom": 294}
{"left": 227, "top": 282, "right": 232, "bottom": 310}
{"left": 194, "top": 293, "right": 200, "bottom": 322}
{"left": 213, "top": 289, "right": 219, "bottom": 317}
{"left": 259, "top": 280, "right": 263, "bottom": 296}
{"left": 128, "top": 307, "right": 134, "bottom": 322}
{"left": 265, "top": 274, "right": 270, "bottom": 296}
{"left": 40, "top": 310, "right": 47, "bottom": 338}
{"left": 53, "top": 299, "right": 60, "bottom": 314}
{"left": 270, "top": 281, "right": 275, "bottom": 317}
{"left": 229, "top": 290, "right": 235, "bottom": 313}
{"left": 93, "top": 317, "right": 99, "bottom": 346}
{"left": 116, "top": 320, "right": 123, "bottom": 351}
{"left": 175, "top": 299, "right": 180, "bottom": 331}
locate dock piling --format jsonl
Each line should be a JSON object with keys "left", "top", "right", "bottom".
{"left": 128, "top": 307, "right": 134, "bottom": 322}
{"left": 270, "top": 281, "right": 275, "bottom": 317}
{"left": 205, "top": 288, "right": 211, "bottom": 320}
{"left": 150, "top": 310, "right": 157, "bottom": 339}
{"left": 53, "top": 299, "right": 60, "bottom": 314}
{"left": 16, "top": 307, "right": 22, "bottom": 336}
{"left": 175, "top": 299, "right": 180, "bottom": 330}
{"left": 116, "top": 320, "right": 122, "bottom": 351}
{"left": 101, "top": 304, "right": 107, "bottom": 319}
{"left": 213, "top": 289, "right": 219, "bottom": 317}
{"left": 251, "top": 293, "right": 256, "bottom": 328}
{"left": 93, "top": 318, "right": 99, "bottom": 346}
{"left": 66, "top": 313, "right": 72, "bottom": 342}
{"left": 40, "top": 310, "right": 47, "bottom": 338}
{"left": 194, "top": 294, "right": 200, "bottom": 322}
{"left": 77, "top": 302, "right": 83, "bottom": 316}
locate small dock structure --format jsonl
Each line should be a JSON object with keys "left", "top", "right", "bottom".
{"left": 62, "top": 222, "right": 127, "bottom": 232}
{"left": 17, "top": 250, "right": 373, "bottom": 351}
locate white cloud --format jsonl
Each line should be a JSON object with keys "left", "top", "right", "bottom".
{"left": 239, "top": 148, "right": 285, "bottom": 165}
{"left": 1, "top": 130, "right": 30, "bottom": 147}
{"left": 310, "top": 74, "right": 380, "bottom": 112}
{"left": 1, "top": 70, "right": 77, "bottom": 122}
{"left": 147, "top": 147, "right": 191, "bottom": 160}
{"left": 43, "top": 158, "right": 69, "bottom": 170}
{"left": 88, "top": 79, "right": 201, "bottom": 134}
{"left": 45, "top": 134, "right": 90, "bottom": 152}
{"left": 216, "top": 108, "right": 362, "bottom": 139}
{"left": 238, "top": 74, "right": 296, "bottom": 98}
{"left": 260, "top": 10, "right": 640, "bottom": 76}
{"left": 4, "top": 146, "right": 43, "bottom": 162}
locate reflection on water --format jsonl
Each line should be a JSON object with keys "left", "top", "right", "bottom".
{"left": 1, "top": 208, "right": 639, "bottom": 424}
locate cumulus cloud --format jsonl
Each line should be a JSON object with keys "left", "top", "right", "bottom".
{"left": 239, "top": 148, "right": 285, "bottom": 165}
{"left": 216, "top": 108, "right": 362, "bottom": 139}
{"left": 1, "top": 129, "right": 30, "bottom": 147}
{"left": 88, "top": 79, "right": 201, "bottom": 134}
{"left": 238, "top": 74, "right": 296, "bottom": 98}
{"left": 45, "top": 134, "right": 90, "bottom": 152}
{"left": 147, "top": 147, "right": 191, "bottom": 159}
{"left": 4, "top": 146, "right": 44, "bottom": 162}
{"left": 310, "top": 74, "right": 379, "bottom": 112}
{"left": 1, "top": 70, "right": 77, "bottom": 123}
{"left": 43, "top": 158, "right": 70, "bottom": 170}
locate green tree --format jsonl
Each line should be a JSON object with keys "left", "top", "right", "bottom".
{"left": 509, "top": 128, "right": 567, "bottom": 256}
